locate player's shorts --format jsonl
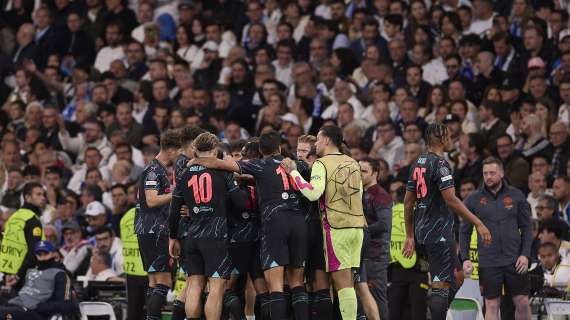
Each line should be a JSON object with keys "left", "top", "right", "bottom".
{"left": 416, "top": 237, "right": 455, "bottom": 285}
{"left": 187, "top": 238, "right": 233, "bottom": 279}
{"left": 322, "top": 222, "right": 363, "bottom": 272}
{"left": 261, "top": 212, "right": 307, "bottom": 270}
{"left": 354, "top": 229, "right": 371, "bottom": 283}
{"left": 306, "top": 219, "right": 326, "bottom": 279}
{"left": 479, "top": 265, "right": 530, "bottom": 299}
{"left": 137, "top": 234, "right": 172, "bottom": 273}
{"left": 229, "top": 241, "right": 263, "bottom": 280}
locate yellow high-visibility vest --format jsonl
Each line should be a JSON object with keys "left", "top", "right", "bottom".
{"left": 0, "top": 209, "right": 39, "bottom": 274}
{"left": 389, "top": 203, "right": 416, "bottom": 269}
{"left": 120, "top": 208, "right": 147, "bottom": 276}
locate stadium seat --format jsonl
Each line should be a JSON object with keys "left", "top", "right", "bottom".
{"left": 79, "top": 302, "right": 117, "bottom": 320}
{"left": 544, "top": 299, "right": 570, "bottom": 320}
{"left": 446, "top": 297, "right": 484, "bottom": 320}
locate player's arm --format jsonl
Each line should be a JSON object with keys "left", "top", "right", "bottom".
{"left": 145, "top": 189, "right": 172, "bottom": 208}
{"left": 517, "top": 196, "right": 533, "bottom": 259}
{"left": 368, "top": 200, "right": 392, "bottom": 237}
{"left": 168, "top": 189, "right": 184, "bottom": 239}
{"left": 287, "top": 160, "right": 326, "bottom": 201}
{"left": 189, "top": 157, "right": 240, "bottom": 172}
{"left": 459, "top": 197, "right": 475, "bottom": 261}
{"left": 227, "top": 174, "right": 247, "bottom": 211}
{"left": 403, "top": 190, "right": 416, "bottom": 238}
{"left": 441, "top": 188, "right": 491, "bottom": 246}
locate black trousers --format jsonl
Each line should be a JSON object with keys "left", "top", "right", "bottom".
{"left": 126, "top": 275, "right": 149, "bottom": 320}
{"left": 388, "top": 264, "right": 429, "bottom": 320}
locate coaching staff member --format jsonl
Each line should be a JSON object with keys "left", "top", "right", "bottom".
{"left": 460, "top": 157, "right": 533, "bottom": 320}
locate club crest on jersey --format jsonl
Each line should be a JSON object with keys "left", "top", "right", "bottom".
{"left": 193, "top": 207, "right": 200, "bottom": 214}
{"left": 479, "top": 197, "right": 488, "bottom": 205}
{"left": 503, "top": 196, "right": 513, "bottom": 210}
{"left": 282, "top": 192, "right": 289, "bottom": 200}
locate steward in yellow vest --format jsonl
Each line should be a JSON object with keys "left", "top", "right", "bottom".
{"left": 0, "top": 182, "right": 45, "bottom": 289}
{"left": 120, "top": 208, "right": 146, "bottom": 277}
{"left": 120, "top": 207, "right": 148, "bottom": 320}
{"left": 387, "top": 186, "right": 430, "bottom": 320}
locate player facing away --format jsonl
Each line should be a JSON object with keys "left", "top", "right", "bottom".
{"left": 282, "top": 125, "right": 366, "bottom": 320}
{"left": 190, "top": 131, "right": 311, "bottom": 320}
{"left": 402, "top": 123, "right": 492, "bottom": 320}
{"left": 135, "top": 129, "right": 182, "bottom": 320}
{"left": 168, "top": 132, "right": 247, "bottom": 320}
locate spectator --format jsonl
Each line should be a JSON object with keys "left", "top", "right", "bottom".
{"left": 85, "top": 249, "right": 124, "bottom": 282}
{"left": 548, "top": 122, "right": 570, "bottom": 178}
{"left": 553, "top": 176, "right": 570, "bottom": 223}
{"left": 528, "top": 173, "right": 548, "bottom": 219}
{"left": 59, "top": 118, "right": 113, "bottom": 166}
{"left": 0, "top": 241, "right": 77, "bottom": 320}
{"left": 479, "top": 101, "right": 508, "bottom": 154}
{"left": 84, "top": 200, "right": 108, "bottom": 239}
{"left": 536, "top": 242, "right": 570, "bottom": 291}
{"left": 60, "top": 220, "right": 91, "bottom": 277}
{"left": 495, "top": 134, "right": 530, "bottom": 190}
{"left": 67, "top": 147, "right": 110, "bottom": 194}
{"left": 368, "top": 122, "right": 404, "bottom": 172}
{"left": 538, "top": 220, "right": 570, "bottom": 262}
{"left": 454, "top": 133, "right": 484, "bottom": 186}
{"left": 105, "top": 102, "right": 144, "bottom": 148}
{"left": 92, "top": 226, "right": 124, "bottom": 275}
{"left": 94, "top": 22, "right": 126, "bottom": 73}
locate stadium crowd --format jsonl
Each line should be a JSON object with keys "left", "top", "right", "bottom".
{"left": 2, "top": 0, "right": 570, "bottom": 319}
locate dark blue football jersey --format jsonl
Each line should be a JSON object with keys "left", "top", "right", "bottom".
{"left": 406, "top": 152, "right": 455, "bottom": 244}
{"left": 135, "top": 159, "right": 171, "bottom": 236}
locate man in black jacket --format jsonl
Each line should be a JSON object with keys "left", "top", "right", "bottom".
{"left": 461, "top": 157, "right": 533, "bottom": 320}
{"left": 0, "top": 241, "right": 78, "bottom": 320}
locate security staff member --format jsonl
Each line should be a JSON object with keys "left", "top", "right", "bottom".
{"left": 120, "top": 207, "right": 148, "bottom": 320}
{"left": 461, "top": 157, "right": 533, "bottom": 320}
{"left": 388, "top": 185, "right": 429, "bottom": 320}
{"left": 0, "top": 182, "right": 45, "bottom": 290}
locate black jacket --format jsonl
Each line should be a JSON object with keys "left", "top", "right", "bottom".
{"left": 461, "top": 182, "right": 533, "bottom": 268}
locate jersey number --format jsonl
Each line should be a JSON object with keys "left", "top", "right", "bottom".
{"left": 276, "top": 166, "right": 299, "bottom": 191}
{"left": 188, "top": 173, "right": 213, "bottom": 204}
{"left": 412, "top": 167, "right": 427, "bottom": 199}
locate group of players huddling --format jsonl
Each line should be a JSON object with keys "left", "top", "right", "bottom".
{"left": 134, "top": 122, "right": 493, "bottom": 320}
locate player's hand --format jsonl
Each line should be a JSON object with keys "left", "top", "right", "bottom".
{"left": 476, "top": 223, "right": 492, "bottom": 247}
{"left": 180, "top": 205, "right": 189, "bottom": 216}
{"left": 402, "top": 236, "right": 415, "bottom": 259}
{"left": 168, "top": 239, "right": 181, "bottom": 259}
{"left": 463, "top": 260, "right": 473, "bottom": 277}
{"left": 515, "top": 256, "right": 528, "bottom": 274}
{"left": 281, "top": 158, "right": 297, "bottom": 173}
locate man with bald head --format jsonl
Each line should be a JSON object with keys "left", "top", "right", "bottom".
{"left": 548, "top": 122, "right": 570, "bottom": 177}
{"left": 12, "top": 23, "right": 36, "bottom": 65}
{"left": 472, "top": 51, "right": 504, "bottom": 105}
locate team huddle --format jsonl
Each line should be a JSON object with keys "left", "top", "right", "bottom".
{"left": 134, "top": 123, "right": 493, "bottom": 320}
{"left": 134, "top": 125, "right": 367, "bottom": 320}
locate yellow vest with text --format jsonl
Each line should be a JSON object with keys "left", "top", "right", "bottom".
{"left": 0, "top": 209, "right": 40, "bottom": 274}
{"left": 318, "top": 154, "right": 365, "bottom": 229}
{"left": 389, "top": 203, "right": 417, "bottom": 268}
{"left": 469, "top": 228, "right": 479, "bottom": 280}
{"left": 120, "top": 208, "right": 147, "bottom": 276}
